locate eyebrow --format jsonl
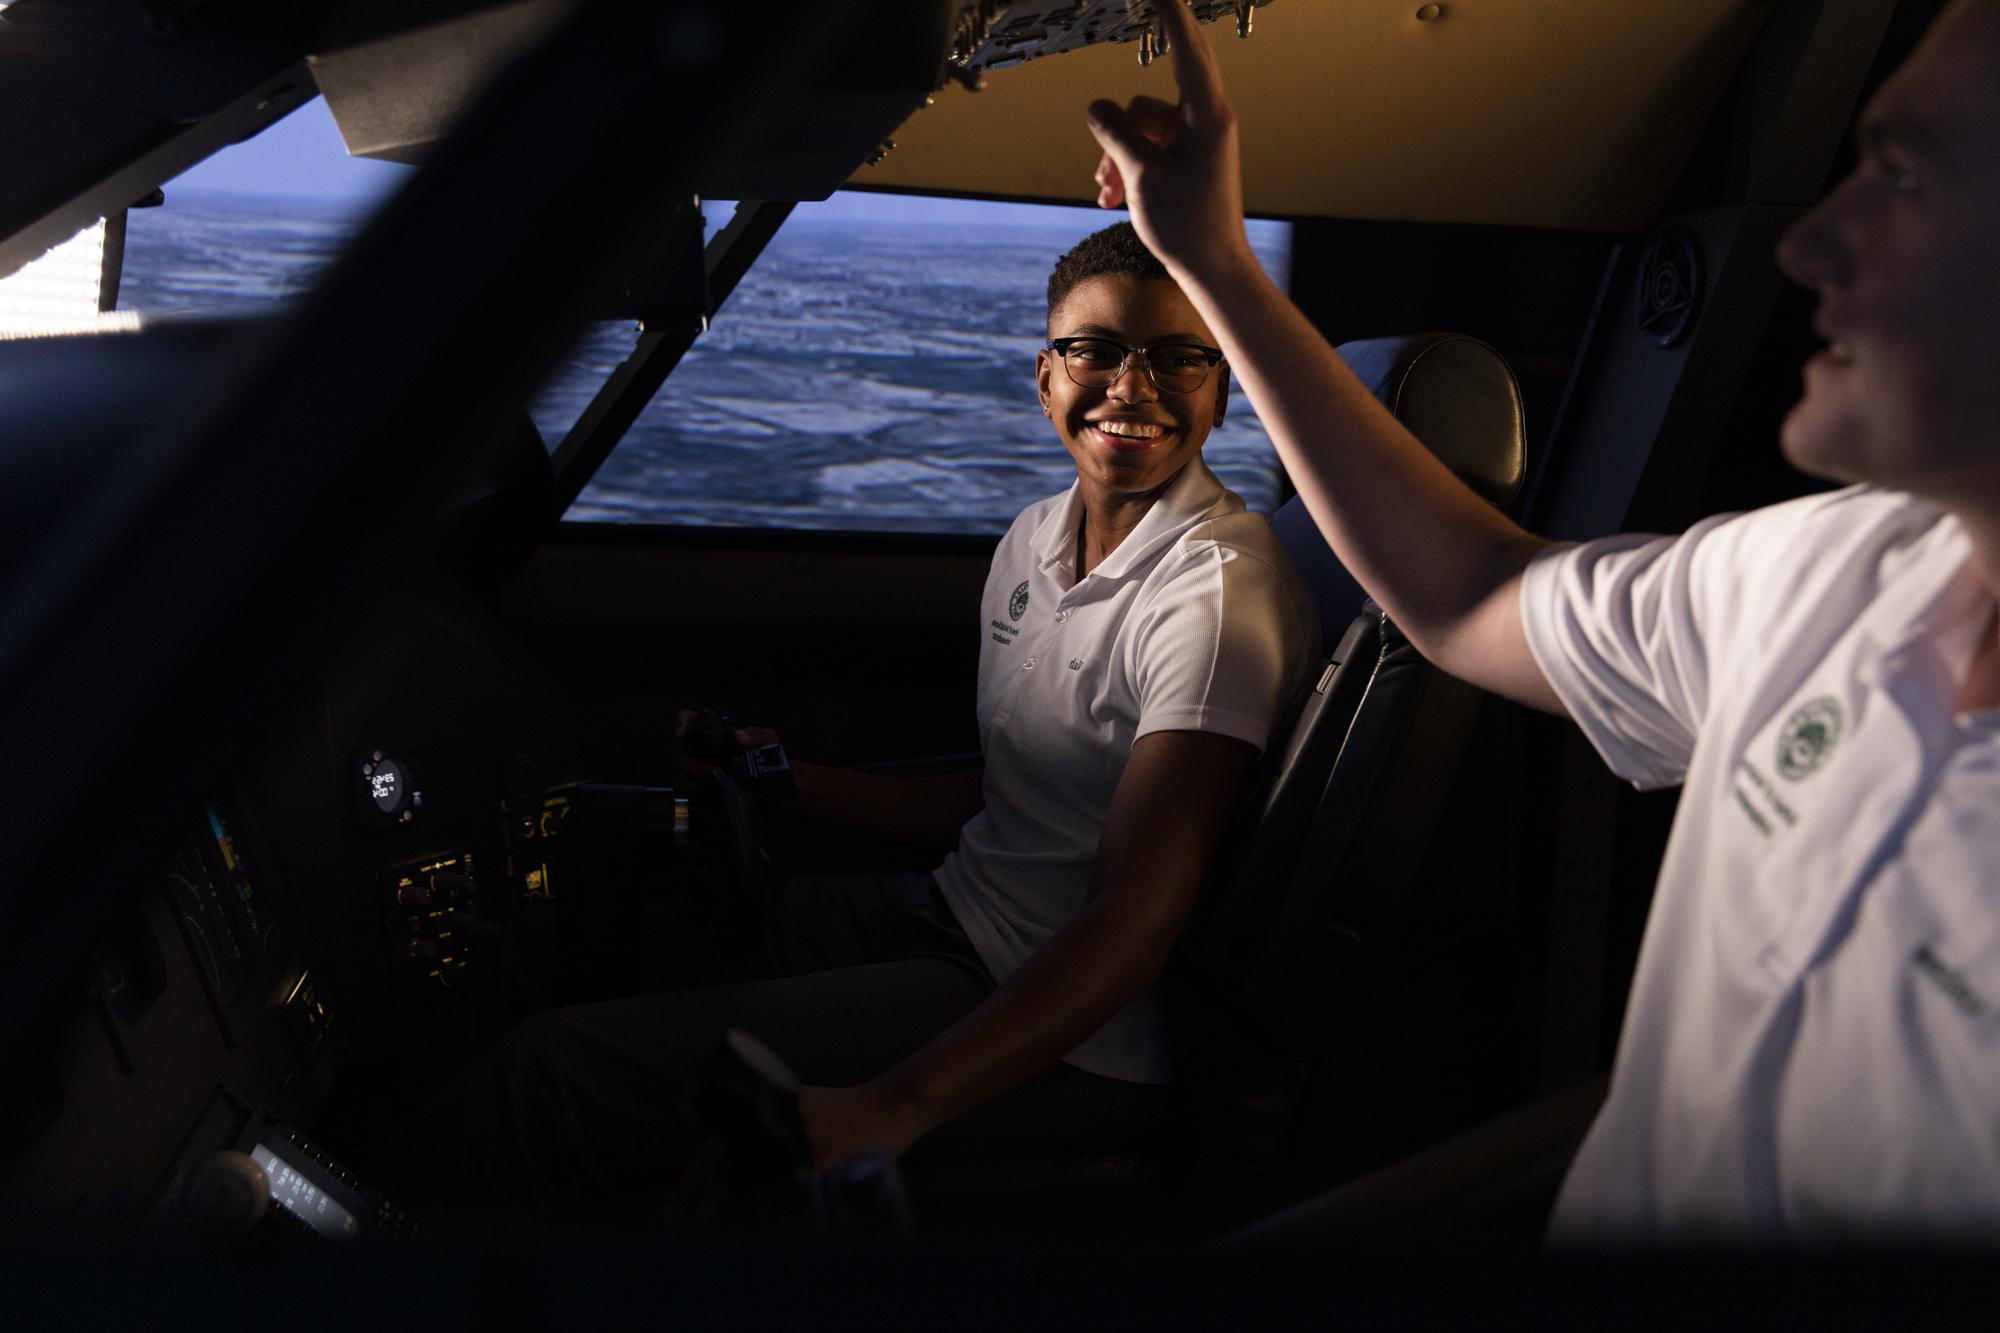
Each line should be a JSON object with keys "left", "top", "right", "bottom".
{"left": 1859, "top": 114, "right": 1956, "bottom": 172}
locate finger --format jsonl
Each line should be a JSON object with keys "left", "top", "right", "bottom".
{"left": 673, "top": 708, "right": 697, "bottom": 737}
{"left": 734, "top": 726, "right": 779, "bottom": 748}
{"left": 1153, "top": 0, "right": 1227, "bottom": 121}
{"left": 1086, "top": 98, "right": 1164, "bottom": 180}
{"left": 1123, "top": 93, "right": 1183, "bottom": 147}
{"left": 1093, "top": 151, "right": 1126, "bottom": 208}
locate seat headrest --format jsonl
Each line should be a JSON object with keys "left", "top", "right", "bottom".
{"left": 1268, "top": 333, "right": 1526, "bottom": 641}
{"left": 1334, "top": 332, "right": 1525, "bottom": 510}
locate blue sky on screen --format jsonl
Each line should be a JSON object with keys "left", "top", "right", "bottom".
{"left": 171, "top": 98, "right": 410, "bottom": 202}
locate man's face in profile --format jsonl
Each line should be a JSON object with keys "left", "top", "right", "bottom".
{"left": 1776, "top": 0, "right": 2000, "bottom": 503}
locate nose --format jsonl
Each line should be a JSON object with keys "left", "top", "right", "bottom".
{"left": 1776, "top": 179, "right": 1856, "bottom": 293}
{"left": 1106, "top": 351, "right": 1161, "bottom": 402}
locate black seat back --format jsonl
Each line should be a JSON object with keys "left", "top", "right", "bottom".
{"left": 1206, "top": 332, "right": 1525, "bottom": 975}
{"left": 1170, "top": 333, "right": 1527, "bottom": 1199}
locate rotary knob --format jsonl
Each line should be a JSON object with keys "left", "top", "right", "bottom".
{"left": 182, "top": 1150, "right": 271, "bottom": 1229}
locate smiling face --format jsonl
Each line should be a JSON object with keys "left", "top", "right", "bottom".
{"left": 1037, "top": 273, "right": 1228, "bottom": 502}
{"left": 1774, "top": 0, "right": 2000, "bottom": 503}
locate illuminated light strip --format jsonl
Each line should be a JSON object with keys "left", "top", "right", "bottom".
{"left": 207, "top": 806, "right": 240, "bottom": 871}
{"left": 0, "top": 219, "right": 113, "bottom": 333}
{"left": 0, "top": 312, "right": 142, "bottom": 340}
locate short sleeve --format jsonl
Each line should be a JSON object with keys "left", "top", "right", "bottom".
{"left": 1128, "top": 542, "right": 1313, "bottom": 753}
{"left": 1520, "top": 517, "right": 1737, "bottom": 790}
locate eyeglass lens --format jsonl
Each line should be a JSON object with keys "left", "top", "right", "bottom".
{"left": 1061, "top": 339, "right": 1213, "bottom": 394}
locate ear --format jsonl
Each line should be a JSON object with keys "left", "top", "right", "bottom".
{"left": 1212, "top": 365, "right": 1229, "bottom": 428}
{"left": 1036, "top": 347, "right": 1055, "bottom": 416}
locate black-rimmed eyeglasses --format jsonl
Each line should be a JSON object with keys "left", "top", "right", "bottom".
{"left": 1045, "top": 337, "right": 1226, "bottom": 395}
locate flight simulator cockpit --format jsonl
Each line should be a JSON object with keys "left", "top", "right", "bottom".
{"left": 0, "top": 0, "right": 1311, "bottom": 1250}
{"left": 1, "top": 0, "right": 1961, "bottom": 1310}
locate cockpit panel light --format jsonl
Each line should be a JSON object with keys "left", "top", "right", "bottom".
{"left": 0, "top": 220, "right": 138, "bottom": 339}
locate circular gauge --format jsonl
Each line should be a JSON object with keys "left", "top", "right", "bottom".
{"left": 355, "top": 750, "right": 421, "bottom": 827}
{"left": 367, "top": 758, "right": 405, "bottom": 813}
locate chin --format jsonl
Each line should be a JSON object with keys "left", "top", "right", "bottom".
{"left": 1779, "top": 400, "right": 1867, "bottom": 486}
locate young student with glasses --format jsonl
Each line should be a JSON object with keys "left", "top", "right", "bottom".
{"left": 400, "top": 221, "right": 1317, "bottom": 1222}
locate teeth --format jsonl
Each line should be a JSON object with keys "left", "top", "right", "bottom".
{"left": 1094, "top": 421, "right": 1165, "bottom": 439}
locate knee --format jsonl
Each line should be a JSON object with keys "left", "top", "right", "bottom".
{"left": 500, "top": 1009, "right": 579, "bottom": 1078}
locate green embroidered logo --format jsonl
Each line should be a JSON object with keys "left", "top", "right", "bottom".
{"left": 1009, "top": 580, "right": 1030, "bottom": 622}
{"left": 1777, "top": 696, "right": 1842, "bottom": 780}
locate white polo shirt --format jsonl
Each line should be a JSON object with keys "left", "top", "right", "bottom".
{"left": 934, "top": 461, "right": 1318, "bottom": 1085}
{"left": 1522, "top": 485, "right": 2000, "bottom": 1244}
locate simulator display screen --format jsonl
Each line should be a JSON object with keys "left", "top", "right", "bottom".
{"left": 250, "top": 1144, "right": 360, "bottom": 1239}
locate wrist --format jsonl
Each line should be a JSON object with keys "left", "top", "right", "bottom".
{"left": 788, "top": 759, "right": 839, "bottom": 819}
{"left": 1167, "top": 229, "right": 1261, "bottom": 303}
{"left": 866, "top": 1067, "right": 944, "bottom": 1143}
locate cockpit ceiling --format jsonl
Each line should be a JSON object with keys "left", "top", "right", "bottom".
{"left": 855, "top": 0, "right": 1773, "bottom": 233}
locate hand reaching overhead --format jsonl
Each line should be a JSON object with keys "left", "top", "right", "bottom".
{"left": 1084, "top": 0, "right": 1253, "bottom": 282}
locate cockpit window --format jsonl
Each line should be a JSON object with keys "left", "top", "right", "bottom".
{"left": 555, "top": 194, "right": 1293, "bottom": 535}
{"left": 116, "top": 99, "right": 406, "bottom": 316}
{"left": 111, "top": 97, "right": 1290, "bottom": 537}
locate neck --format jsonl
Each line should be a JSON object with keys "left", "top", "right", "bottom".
{"left": 1945, "top": 500, "right": 2000, "bottom": 712}
{"left": 1075, "top": 471, "right": 1181, "bottom": 577}
{"left": 1953, "top": 502, "right": 2000, "bottom": 598}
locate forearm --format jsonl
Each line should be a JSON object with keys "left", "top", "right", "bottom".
{"left": 795, "top": 731, "right": 1253, "bottom": 1165}
{"left": 791, "top": 760, "right": 984, "bottom": 850}
{"left": 858, "top": 730, "right": 1247, "bottom": 1138}
{"left": 1172, "top": 246, "right": 1555, "bottom": 703}
{"left": 1081, "top": 1, "right": 1559, "bottom": 710}
{"left": 872, "top": 890, "right": 1178, "bottom": 1132}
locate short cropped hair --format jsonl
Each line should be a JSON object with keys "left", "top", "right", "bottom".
{"left": 1047, "top": 222, "right": 1170, "bottom": 320}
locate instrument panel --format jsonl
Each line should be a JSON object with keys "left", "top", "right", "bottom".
{"left": 949, "top": 0, "right": 1278, "bottom": 73}
{"left": 162, "top": 806, "right": 280, "bottom": 1017}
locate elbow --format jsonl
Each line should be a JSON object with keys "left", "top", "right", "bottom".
{"left": 1080, "top": 888, "right": 1194, "bottom": 989}
{"left": 1403, "top": 532, "right": 1547, "bottom": 674}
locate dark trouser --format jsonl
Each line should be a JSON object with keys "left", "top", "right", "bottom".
{"left": 393, "top": 872, "right": 1166, "bottom": 1228}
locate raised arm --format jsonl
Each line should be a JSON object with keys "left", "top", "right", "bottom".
{"left": 796, "top": 727, "right": 1255, "bottom": 1166}
{"left": 1084, "top": 0, "right": 1561, "bottom": 714}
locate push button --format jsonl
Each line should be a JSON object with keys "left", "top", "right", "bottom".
{"left": 1054, "top": 610, "right": 1069, "bottom": 624}
{"left": 1022, "top": 659, "right": 1036, "bottom": 670}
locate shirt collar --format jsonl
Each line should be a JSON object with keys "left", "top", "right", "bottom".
{"left": 1860, "top": 505, "right": 1978, "bottom": 657}
{"left": 1843, "top": 505, "right": 2000, "bottom": 729}
{"left": 1030, "top": 462, "right": 1234, "bottom": 586}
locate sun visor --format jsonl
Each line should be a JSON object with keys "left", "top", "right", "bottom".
{"left": 310, "top": 0, "right": 963, "bottom": 202}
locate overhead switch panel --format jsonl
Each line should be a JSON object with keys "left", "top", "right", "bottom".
{"left": 949, "top": 0, "right": 1277, "bottom": 73}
